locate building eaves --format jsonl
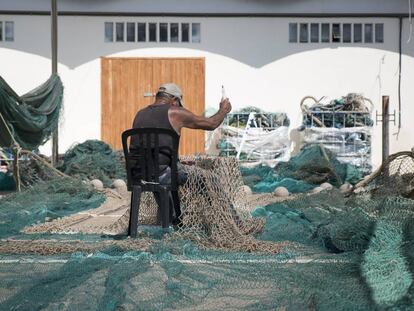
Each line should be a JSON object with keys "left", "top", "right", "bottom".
{"left": 0, "top": 0, "right": 412, "bottom": 17}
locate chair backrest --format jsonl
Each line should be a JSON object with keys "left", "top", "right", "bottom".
{"left": 122, "top": 128, "right": 179, "bottom": 191}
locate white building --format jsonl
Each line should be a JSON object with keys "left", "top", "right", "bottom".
{"left": 0, "top": 0, "right": 413, "bottom": 167}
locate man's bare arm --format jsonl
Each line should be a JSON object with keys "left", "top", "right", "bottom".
{"left": 178, "top": 109, "right": 227, "bottom": 130}
{"left": 169, "top": 99, "right": 232, "bottom": 132}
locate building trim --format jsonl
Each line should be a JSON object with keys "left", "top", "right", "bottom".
{"left": 0, "top": 11, "right": 411, "bottom": 18}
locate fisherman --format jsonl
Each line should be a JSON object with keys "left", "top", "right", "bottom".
{"left": 132, "top": 83, "right": 232, "bottom": 222}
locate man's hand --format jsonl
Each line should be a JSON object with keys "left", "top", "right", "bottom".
{"left": 219, "top": 98, "right": 232, "bottom": 114}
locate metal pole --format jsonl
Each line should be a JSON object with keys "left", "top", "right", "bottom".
{"left": 382, "top": 96, "right": 389, "bottom": 164}
{"left": 51, "top": 0, "right": 58, "bottom": 166}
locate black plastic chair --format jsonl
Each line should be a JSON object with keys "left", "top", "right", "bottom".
{"left": 122, "top": 128, "right": 180, "bottom": 237}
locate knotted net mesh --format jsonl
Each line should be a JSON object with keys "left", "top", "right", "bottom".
{"left": 357, "top": 151, "right": 414, "bottom": 199}
{"left": 24, "top": 156, "right": 292, "bottom": 254}
{"left": 2, "top": 146, "right": 414, "bottom": 310}
{"left": 0, "top": 74, "right": 63, "bottom": 150}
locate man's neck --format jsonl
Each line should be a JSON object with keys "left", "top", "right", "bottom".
{"left": 153, "top": 99, "right": 170, "bottom": 106}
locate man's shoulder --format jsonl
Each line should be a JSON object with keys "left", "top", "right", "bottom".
{"left": 168, "top": 105, "right": 187, "bottom": 115}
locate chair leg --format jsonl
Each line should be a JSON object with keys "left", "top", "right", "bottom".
{"left": 128, "top": 185, "right": 142, "bottom": 237}
{"left": 160, "top": 188, "right": 169, "bottom": 228}
{"left": 168, "top": 192, "right": 174, "bottom": 221}
{"left": 171, "top": 190, "right": 181, "bottom": 222}
{"left": 154, "top": 192, "right": 162, "bottom": 225}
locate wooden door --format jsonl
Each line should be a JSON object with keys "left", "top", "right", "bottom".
{"left": 101, "top": 57, "right": 205, "bottom": 155}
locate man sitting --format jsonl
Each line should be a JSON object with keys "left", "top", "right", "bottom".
{"left": 131, "top": 83, "right": 231, "bottom": 223}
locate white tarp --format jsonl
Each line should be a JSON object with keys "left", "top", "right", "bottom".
{"left": 302, "top": 127, "right": 372, "bottom": 171}
{"left": 207, "top": 125, "right": 290, "bottom": 163}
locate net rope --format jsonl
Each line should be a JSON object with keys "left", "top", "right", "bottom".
{"left": 24, "top": 156, "right": 294, "bottom": 254}
{"left": 3, "top": 148, "right": 414, "bottom": 309}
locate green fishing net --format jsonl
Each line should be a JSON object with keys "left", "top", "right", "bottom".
{"left": 0, "top": 147, "right": 413, "bottom": 310}
{"left": 0, "top": 171, "right": 15, "bottom": 191}
{"left": 0, "top": 178, "right": 104, "bottom": 238}
{"left": 0, "top": 74, "right": 63, "bottom": 150}
{"left": 226, "top": 106, "right": 290, "bottom": 128}
{"left": 277, "top": 145, "right": 362, "bottom": 186}
{"left": 241, "top": 144, "right": 363, "bottom": 193}
{"left": 302, "top": 93, "right": 374, "bottom": 128}
{"left": 58, "top": 140, "right": 126, "bottom": 187}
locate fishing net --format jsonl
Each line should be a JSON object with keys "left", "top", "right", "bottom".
{"left": 172, "top": 157, "right": 291, "bottom": 252}
{"left": 242, "top": 150, "right": 414, "bottom": 309}
{"left": 206, "top": 106, "right": 290, "bottom": 163}
{"left": 277, "top": 144, "right": 363, "bottom": 186}
{"left": 302, "top": 126, "right": 372, "bottom": 173}
{"left": 0, "top": 171, "right": 15, "bottom": 191}
{"left": 226, "top": 106, "right": 290, "bottom": 128}
{"left": 0, "top": 176, "right": 104, "bottom": 238}
{"left": 356, "top": 150, "right": 414, "bottom": 199}
{"left": 1, "top": 146, "right": 414, "bottom": 310}
{"left": 0, "top": 249, "right": 372, "bottom": 311}
{"left": 301, "top": 93, "right": 374, "bottom": 128}
{"left": 217, "top": 125, "right": 290, "bottom": 162}
{"left": 17, "top": 150, "right": 66, "bottom": 187}
{"left": 299, "top": 94, "right": 373, "bottom": 174}
{"left": 241, "top": 144, "right": 363, "bottom": 194}
{"left": 58, "top": 140, "right": 126, "bottom": 187}
{"left": 0, "top": 74, "right": 63, "bottom": 150}
{"left": 26, "top": 156, "right": 293, "bottom": 254}
{"left": 241, "top": 164, "right": 315, "bottom": 194}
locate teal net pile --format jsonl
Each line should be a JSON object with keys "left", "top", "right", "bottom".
{"left": 0, "top": 171, "right": 15, "bottom": 191}
{"left": 252, "top": 151, "right": 414, "bottom": 309}
{"left": 0, "top": 147, "right": 106, "bottom": 239}
{"left": 241, "top": 164, "right": 315, "bottom": 193}
{"left": 0, "top": 74, "right": 63, "bottom": 150}
{"left": 1, "top": 149, "right": 414, "bottom": 310}
{"left": 0, "top": 150, "right": 155, "bottom": 256}
{"left": 241, "top": 144, "right": 362, "bottom": 193}
{"left": 58, "top": 140, "right": 126, "bottom": 187}
{"left": 0, "top": 178, "right": 104, "bottom": 238}
{"left": 277, "top": 144, "right": 362, "bottom": 186}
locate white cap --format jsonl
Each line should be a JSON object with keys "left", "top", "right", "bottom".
{"left": 158, "top": 83, "right": 184, "bottom": 107}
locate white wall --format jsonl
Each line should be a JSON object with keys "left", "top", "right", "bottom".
{"left": 0, "top": 15, "right": 413, "bottom": 168}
